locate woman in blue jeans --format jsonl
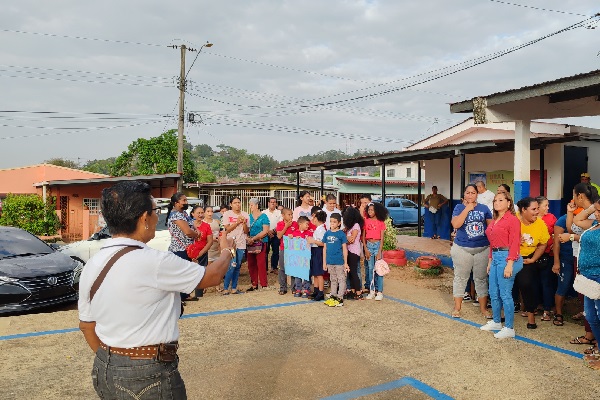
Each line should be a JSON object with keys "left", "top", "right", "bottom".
{"left": 577, "top": 199, "right": 600, "bottom": 369}
{"left": 481, "top": 192, "right": 523, "bottom": 339}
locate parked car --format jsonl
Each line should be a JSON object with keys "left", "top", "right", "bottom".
{"left": 0, "top": 226, "right": 81, "bottom": 314}
{"left": 375, "top": 198, "right": 425, "bottom": 226}
{"left": 59, "top": 212, "right": 172, "bottom": 265}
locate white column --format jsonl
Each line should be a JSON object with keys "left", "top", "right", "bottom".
{"left": 514, "top": 120, "right": 531, "bottom": 201}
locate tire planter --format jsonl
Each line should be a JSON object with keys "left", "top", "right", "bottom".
{"left": 384, "top": 256, "right": 407, "bottom": 267}
{"left": 416, "top": 256, "right": 442, "bottom": 270}
{"left": 383, "top": 249, "right": 406, "bottom": 259}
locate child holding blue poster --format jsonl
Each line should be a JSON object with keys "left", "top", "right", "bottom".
{"left": 276, "top": 208, "right": 297, "bottom": 295}
{"left": 323, "top": 213, "right": 349, "bottom": 307}
{"left": 307, "top": 210, "right": 327, "bottom": 301}
{"left": 292, "top": 216, "right": 314, "bottom": 298}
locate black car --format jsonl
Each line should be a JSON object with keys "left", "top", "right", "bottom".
{"left": 0, "top": 227, "right": 81, "bottom": 314}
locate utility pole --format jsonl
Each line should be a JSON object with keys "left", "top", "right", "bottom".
{"left": 176, "top": 45, "right": 186, "bottom": 192}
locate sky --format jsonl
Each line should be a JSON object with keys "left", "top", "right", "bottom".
{"left": 0, "top": 0, "right": 599, "bottom": 169}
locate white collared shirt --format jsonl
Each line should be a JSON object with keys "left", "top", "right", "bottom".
{"left": 262, "top": 208, "right": 282, "bottom": 230}
{"left": 78, "top": 238, "right": 204, "bottom": 347}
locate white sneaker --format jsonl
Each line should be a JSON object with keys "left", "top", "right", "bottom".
{"left": 480, "top": 321, "right": 502, "bottom": 331}
{"left": 366, "top": 292, "right": 376, "bottom": 300}
{"left": 494, "top": 327, "right": 515, "bottom": 339}
{"left": 374, "top": 292, "right": 384, "bottom": 301}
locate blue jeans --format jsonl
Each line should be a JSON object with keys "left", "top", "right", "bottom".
{"left": 92, "top": 347, "right": 187, "bottom": 399}
{"left": 583, "top": 275, "right": 600, "bottom": 341}
{"left": 555, "top": 255, "right": 574, "bottom": 297}
{"left": 366, "top": 241, "right": 383, "bottom": 292}
{"left": 432, "top": 210, "right": 442, "bottom": 237}
{"left": 223, "top": 249, "right": 245, "bottom": 290}
{"left": 488, "top": 251, "right": 523, "bottom": 329}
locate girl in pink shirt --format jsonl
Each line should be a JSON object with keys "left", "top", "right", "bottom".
{"left": 362, "top": 202, "right": 388, "bottom": 301}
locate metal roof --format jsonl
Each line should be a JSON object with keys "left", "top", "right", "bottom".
{"left": 33, "top": 173, "right": 180, "bottom": 187}
{"left": 278, "top": 133, "right": 589, "bottom": 173}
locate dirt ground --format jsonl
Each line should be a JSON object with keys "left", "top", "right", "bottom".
{"left": 0, "top": 262, "right": 597, "bottom": 400}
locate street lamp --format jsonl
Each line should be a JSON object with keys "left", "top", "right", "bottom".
{"left": 176, "top": 41, "right": 213, "bottom": 191}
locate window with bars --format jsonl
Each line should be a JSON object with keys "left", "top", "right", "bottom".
{"left": 386, "top": 169, "right": 395, "bottom": 178}
{"left": 83, "top": 198, "right": 101, "bottom": 215}
{"left": 406, "top": 167, "right": 412, "bottom": 178}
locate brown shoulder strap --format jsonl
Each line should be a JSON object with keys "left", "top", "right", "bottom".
{"left": 90, "top": 245, "right": 142, "bottom": 301}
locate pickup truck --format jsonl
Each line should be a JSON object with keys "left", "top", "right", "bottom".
{"left": 376, "top": 198, "right": 425, "bottom": 226}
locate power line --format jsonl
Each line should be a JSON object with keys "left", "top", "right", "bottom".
{"left": 0, "top": 73, "right": 172, "bottom": 88}
{"left": 0, "top": 28, "right": 164, "bottom": 47}
{"left": 486, "top": 0, "right": 590, "bottom": 17}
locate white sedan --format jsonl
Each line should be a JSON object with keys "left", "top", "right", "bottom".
{"left": 59, "top": 213, "right": 172, "bottom": 265}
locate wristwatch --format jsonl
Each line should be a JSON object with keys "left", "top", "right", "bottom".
{"left": 569, "top": 234, "right": 575, "bottom": 242}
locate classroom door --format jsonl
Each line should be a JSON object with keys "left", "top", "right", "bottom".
{"left": 562, "top": 146, "right": 588, "bottom": 210}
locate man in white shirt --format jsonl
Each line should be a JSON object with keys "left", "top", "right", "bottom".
{"left": 263, "top": 197, "right": 283, "bottom": 273}
{"left": 475, "top": 180, "right": 495, "bottom": 213}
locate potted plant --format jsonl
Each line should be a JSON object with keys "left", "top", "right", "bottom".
{"left": 382, "top": 218, "right": 406, "bottom": 266}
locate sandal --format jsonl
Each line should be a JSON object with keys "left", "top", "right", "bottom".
{"left": 231, "top": 289, "right": 244, "bottom": 294}
{"left": 483, "top": 313, "right": 493, "bottom": 320}
{"left": 572, "top": 312, "right": 585, "bottom": 321}
{"left": 553, "top": 314, "right": 564, "bottom": 326}
{"left": 246, "top": 286, "right": 258, "bottom": 292}
{"left": 584, "top": 346, "right": 599, "bottom": 355}
{"left": 451, "top": 309, "right": 461, "bottom": 318}
{"left": 278, "top": 290, "right": 287, "bottom": 295}
{"left": 541, "top": 311, "right": 552, "bottom": 321}
{"left": 570, "top": 335, "right": 595, "bottom": 345}
{"left": 222, "top": 290, "right": 231, "bottom": 296}
{"left": 184, "top": 296, "right": 199, "bottom": 301}
{"left": 585, "top": 359, "right": 600, "bottom": 370}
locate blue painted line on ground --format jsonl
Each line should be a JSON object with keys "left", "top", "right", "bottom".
{"left": 0, "top": 300, "right": 311, "bottom": 342}
{"left": 321, "top": 376, "right": 453, "bottom": 400}
{"left": 387, "top": 296, "right": 582, "bottom": 359}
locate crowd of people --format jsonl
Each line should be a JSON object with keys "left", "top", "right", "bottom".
{"left": 165, "top": 192, "right": 391, "bottom": 307}
{"left": 449, "top": 174, "right": 600, "bottom": 370}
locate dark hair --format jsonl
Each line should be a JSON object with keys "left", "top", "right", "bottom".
{"left": 499, "top": 184, "right": 510, "bottom": 193}
{"left": 268, "top": 197, "right": 278, "bottom": 203}
{"left": 190, "top": 205, "right": 203, "bottom": 215}
{"left": 297, "top": 216, "right": 310, "bottom": 225}
{"left": 330, "top": 212, "right": 342, "bottom": 223}
{"left": 166, "top": 192, "right": 186, "bottom": 226}
{"left": 574, "top": 183, "right": 598, "bottom": 203}
{"left": 516, "top": 196, "right": 537, "bottom": 213}
{"left": 314, "top": 210, "right": 327, "bottom": 223}
{"left": 535, "top": 196, "right": 548, "bottom": 204}
{"left": 368, "top": 202, "right": 389, "bottom": 222}
{"left": 343, "top": 206, "right": 364, "bottom": 230}
{"left": 220, "top": 204, "right": 230, "bottom": 211}
{"left": 297, "top": 191, "right": 310, "bottom": 206}
{"left": 325, "top": 194, "right": 336, "bottom": 202}
{"left": 310, "top": 206, "right": 322, "bottom": 215}
{"left": 359, "top": 194, "right": 372, "bottom": 201}
{"left": 101, "top": 181, "right": 153, "bottom": 235}
{"left": 230, "top": 196, "right": 241, "bottom": 204}
{"left": 464, "top": 183, "right": 477, "bottom": 193}
{"left": 432, "top": 186, "right": 438, "bottom": 190}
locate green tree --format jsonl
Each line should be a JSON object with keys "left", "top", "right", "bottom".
{"left": 197, "top": 166, "right": 217, "bottom": 183}
{"left": 82, "top": 158, "right": 115, "bottom": 175}
{"left": 45, "top": 157, "right": 79, "bottom": 169}
{"left": 111, "top": 130, "right": 198, "bottom": 182}
{"left": 0, "top": 194, "right": 60, "bottom": 236}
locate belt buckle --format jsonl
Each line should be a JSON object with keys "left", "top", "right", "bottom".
{"left": 157, "top": 343, "right": 178, "bottom": 362}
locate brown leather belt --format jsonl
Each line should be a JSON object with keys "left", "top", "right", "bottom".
{"left": 99, "top": 341, "right": 178, "bottom": 361}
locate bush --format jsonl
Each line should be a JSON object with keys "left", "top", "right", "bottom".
{"left": 0, "top": 194, "right": 60, "bottom": 236}
{"left": 382, "top": 217, "right": 399, "bottom": 250}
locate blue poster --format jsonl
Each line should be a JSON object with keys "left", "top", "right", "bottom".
{"left": 283, "top": 236, "right": 311, "bottom": 281}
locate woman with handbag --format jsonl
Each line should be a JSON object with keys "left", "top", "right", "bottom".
{"left": 515, "top": 197, "right": 550, "bottom": 330}
{"left": 78, "top": 181, "right": 234, "bottom": 399}
{"left": 222, "top": 196, "right": 250, "bottom": 295}
{"left": 246, "top": 198, "right": 271, "bottom": 291}
{"left": 575, "top": 199, "right": 600, "bottom": 369}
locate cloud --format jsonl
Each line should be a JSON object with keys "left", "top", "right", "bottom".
{"left": 0, "top": 0, "right": 598, "bottom": 168}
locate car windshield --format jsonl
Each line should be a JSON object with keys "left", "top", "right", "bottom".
{"left": 95, "top": 212, "right": 169, "bottom": 239}
{"left": 401, "top": 200, "right": 417, "bottom": 208}
{"left": 0, "top": 229, "right": 53, "bottom": 259}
